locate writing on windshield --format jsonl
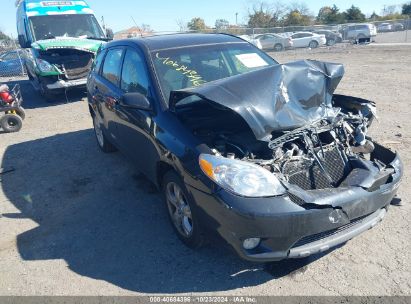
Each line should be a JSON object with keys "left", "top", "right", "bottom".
{"left": 155, "top": 53, "right": 207, "bottom": 87}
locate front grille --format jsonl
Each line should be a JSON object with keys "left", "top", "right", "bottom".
{"left": 283, "top": 144, "right": 349, "bottom": 191}
{"left": 291, "top": 213, "right": 371, "bottom": 248}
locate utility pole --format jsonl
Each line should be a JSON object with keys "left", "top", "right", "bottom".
{"left": 235, "top": 13, "right": 238, "bottom": 25}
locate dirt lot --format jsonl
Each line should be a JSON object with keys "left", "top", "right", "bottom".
{"left": 0, "top": 44, "right": 410, "bottom": 296}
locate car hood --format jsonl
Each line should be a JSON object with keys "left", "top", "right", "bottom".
{"left": 31, "top": 37, "right": 103, "bottom": 53}
{"left": 170, "top": 60, "right": 345, "bottom": 141}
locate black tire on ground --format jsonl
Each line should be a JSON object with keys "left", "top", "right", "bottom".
{"left": 15, "top": 107, "right": 26, "bottom": 120}
{"left": 162, "top": 170, "right": 205, "bottom": 249}
{"left": 327, "top": 39, "right": 336, "bottom": 46}
{"left": 0, "top": 114, "right": 23, "bottom": 133}
{"left": 309, "top": 40, "right": 319, "bottom": 48}
{"left": 92, "top": 115, "right": 117, "bottom": 153}
{"left": 274, "top": 43, "right": 284, "bottom": 52}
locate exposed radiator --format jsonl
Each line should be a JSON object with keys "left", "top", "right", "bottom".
{"left": 283, "top": 144, "right": 349, "bottom": 190}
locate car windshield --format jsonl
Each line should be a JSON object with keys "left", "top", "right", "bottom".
{"left": 29, "top": 14, "right": 105, "bottom": 41}
{"left": 152, "top": 43, "right": 277, "bottom": 102}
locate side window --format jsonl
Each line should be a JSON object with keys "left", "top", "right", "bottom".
{"left": 120, "top": 50, "right": 149, "bottom": 96}
{"left": 102, "top": 48, "right": 124, "bottom": 86}
{"left": 92, "top": 49, "right": 105, "bottom": 74}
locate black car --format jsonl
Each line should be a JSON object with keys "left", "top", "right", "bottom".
{"left": 87, "top": 34, "right": 403, "bottom": 262}
{"left": 313, "top": 30, "right": 343, "bottom": 45}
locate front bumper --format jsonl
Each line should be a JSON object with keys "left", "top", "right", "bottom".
{"left": 186, "top": 150, "right": 403, "bottom": 262}
{"left": 46, "top": 78, "right": 87, "bottom": 90}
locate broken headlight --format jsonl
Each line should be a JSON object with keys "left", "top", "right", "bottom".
{"left": 199, "top": 154, "right": 286, "bottom": 197}
{"left": 36, "top": 59, "right": 56, "bottom": 73}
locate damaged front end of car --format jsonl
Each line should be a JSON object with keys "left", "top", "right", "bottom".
{"left": 170, "top": 59, "right": 403, "bottom": 261}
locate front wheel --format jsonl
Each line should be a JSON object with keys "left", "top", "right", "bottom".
{"left": 92, "top": 115, "right": 117, "bottom": 153}
{"left": 0, "top": 114, "right": 23, "bottom": 133}
{"left": 163, "top": 171, "right": 204, "bottom": 249}
{"left": 309, "top": 40, "right": 319, "bottom": 48}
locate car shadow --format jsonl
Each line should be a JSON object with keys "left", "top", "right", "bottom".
{"left": 3, "top": 79, "right": 87, "bottom": 109}
{"left": 1, "top": 129, "right": 335, "bottom": 293}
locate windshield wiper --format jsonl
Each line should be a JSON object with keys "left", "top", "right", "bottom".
{"left": 86, "top": 37, "right": 111, "bottom": 42}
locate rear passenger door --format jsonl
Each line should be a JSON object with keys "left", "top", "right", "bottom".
{"left": 95, "top": 47, "right": 125, "bottom": 144}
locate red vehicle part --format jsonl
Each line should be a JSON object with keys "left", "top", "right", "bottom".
{"left": 0, "top": 91, "right": 14, "bottom": 104}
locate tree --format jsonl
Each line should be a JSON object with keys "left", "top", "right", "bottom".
{"left": 176, "top": 19, "right": 187, "bottom": 32}
{"left": 215, "top": 19, "right": 229, "bottom": 30}
{"left": 187, "top": 17, "right": 207, "bottom": 31}
{"left": 403, "top": 2, "right": 411, "bottom": 15}
{"left": 369, "top": 11, "right": 380, "bottom": 20}
{"left": 283, "top": 10, "right": 312, "bottom": 26}
{"left": 344, "top": 5, "right": 365, "bottom": 22}
{"left": 247, "top": 1, "right": 284, "bottom": 28}
{"left": 317, "top": 5, "right": 345, "bottom": 24}
{"left": 0, "top": 30, "right": 11, "bottom": 41}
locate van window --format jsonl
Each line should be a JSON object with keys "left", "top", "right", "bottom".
{"left": 102, "top": 49, "right": 124, "bottom": 86}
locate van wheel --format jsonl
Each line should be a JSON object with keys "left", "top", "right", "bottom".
{"left": 162, "top": 171, "right": 204, "bottom": 249}
{"left": 0, "top": 114, "right": 23, "bottom": 133}
{"left": 92, "top": 115, "right": 117, "bottom": 153}
{"left": 309, "top": 41, "right": 319, "bottom": 48}
{"left": 274, "top": 43, "right": 283, "bottom": 52}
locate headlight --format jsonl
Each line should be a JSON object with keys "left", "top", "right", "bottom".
{"left": 36, "top": 59, "right": 55, "bottom": 73}
{"left": 199, "top": 154, "right": 286, "bottom": 197}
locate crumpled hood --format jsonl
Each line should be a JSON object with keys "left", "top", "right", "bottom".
{"left": 170, "top": 60, "right": 345, "bottom": 141}
{"left": 32, "top": 37, "right": 103, "bottom": 53}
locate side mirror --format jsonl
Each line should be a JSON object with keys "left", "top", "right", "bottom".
{"left": 106, "top": 28, "right": 114, "bottom": 41}
{"left": 18, "top": 35, "right": 31, "bottom": 48}
{"left": 121, "top": 92, "right": 152, "bottom": 111}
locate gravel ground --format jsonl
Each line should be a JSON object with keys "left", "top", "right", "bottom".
{"left": 0, "top": 44, "right": 410, "bottom": 296}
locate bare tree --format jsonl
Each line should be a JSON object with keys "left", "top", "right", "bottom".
{"left": 176, "top": 19, "right": 188, "bottom": 32}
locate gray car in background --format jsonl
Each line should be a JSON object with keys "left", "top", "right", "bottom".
{"left": 255, "top": 33, "right": 293, "bottom": 51}
{"left": 344, "top": 23, "right": 377, "bottom": 41}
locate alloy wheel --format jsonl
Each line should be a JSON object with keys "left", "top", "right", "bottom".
{"left": 166, "top": 182, "right": 193, "bottom": 237}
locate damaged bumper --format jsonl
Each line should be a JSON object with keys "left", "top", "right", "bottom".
{"left": 188, "top": 150, "right": 402, "bottom": 262}
{"left": 46, "top": 78, "right": 88, "bottom": 90}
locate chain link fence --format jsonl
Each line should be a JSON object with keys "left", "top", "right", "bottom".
{"left": 0, "top": 39, "right": 27, "bottom": 83}
{"left": 122, "top": 17, "right": 411, "bottom": 47}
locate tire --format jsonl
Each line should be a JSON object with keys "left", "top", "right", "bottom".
{"left": 162, "top": 171, "right": 204, "bottom": 249}
{"left": 273, "top": 43, "right": 284, "bottom": 52}
{"left": 15, "top": 107, "right": 26, "bottom": 120}
{"left": 92, "top": 115, "right": 117, "bottom": 153}
{"left": 309, "top": 40, "right": 319, "bottom": 48}
{"left": 0, "top": 114, "right": 23, "bottom": 133}
{"left": 327, "top": 39, "right": 336, "bottom": 46}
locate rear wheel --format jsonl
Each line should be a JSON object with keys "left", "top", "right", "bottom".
{"left": 309, "top": 40, "right": 319, "bottom": 48}
{"left": 163, "top": 171, "right": 204, "bottom": 249}
{"left": 0, "top": 114, "right": 22, "bottom": 133}
{"left": 273, "top": 43, "right": 284, "bottom": 52}
{"left": 92, "top": 115, "right": 117, "bottom": 153}
{"left": 327, "top": 39, "right": 336, "bottom": 46}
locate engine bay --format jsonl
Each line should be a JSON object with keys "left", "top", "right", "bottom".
{"left": 176, "top": 94, "right": 396, "bottom": 201}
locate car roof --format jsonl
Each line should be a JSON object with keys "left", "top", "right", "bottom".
{"left": 108, "top": 33, "right": 248, "bottom": 52}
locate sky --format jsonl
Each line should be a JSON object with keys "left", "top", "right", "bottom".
{"left": 0, "top": 0, "right": 406, "bottom": 36}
